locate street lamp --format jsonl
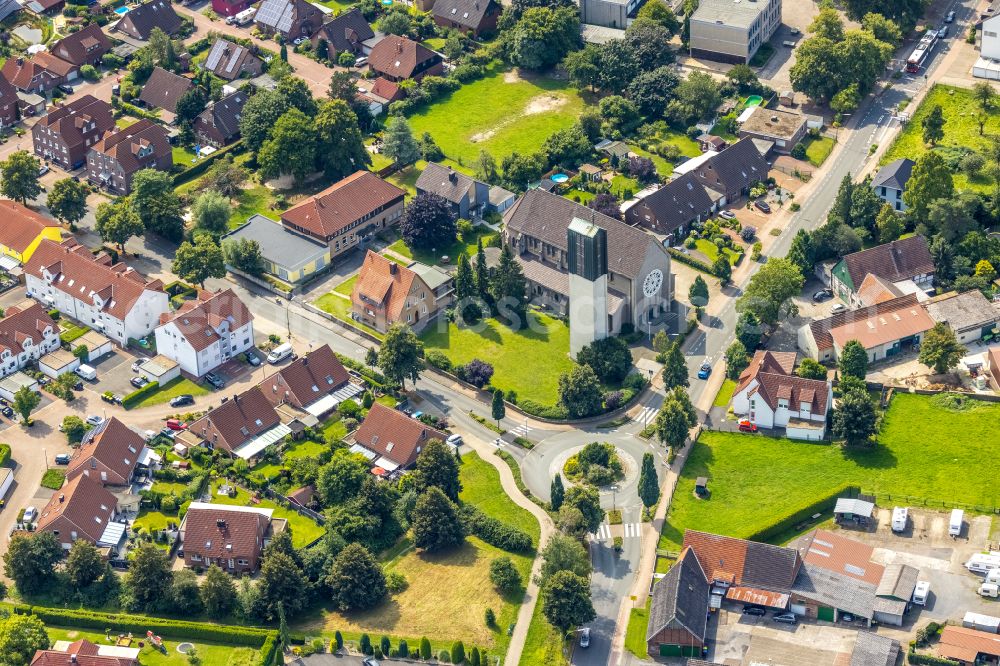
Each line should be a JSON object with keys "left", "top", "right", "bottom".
{"left": 611, "top": 484, "right": 619, "bottom": 512}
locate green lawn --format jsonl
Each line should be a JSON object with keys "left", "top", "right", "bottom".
{"left": 130, "top": 377, "right": 211, "bottom": 409}
{"left": 802, "top": 135, "right": 835, "bottom": 167}
{"left": 312, "top": 292, "right": 384, "bottom": 340}
{"left": 882, "top": 84, "right": 999, "bottom": 192}
{"left": 422, "top": 37, "right": 446, "bottom": 51}
{"left": 333, "top": 274, "right": 358, "bottom": 297}
{"left": 624, "top": 599, "right": 651, "bottom": 657}
{"left": 314, "top": 0, "right": 355, "bottom": 10}
{"left": 40, "top": 469, "right": 65, "bottom": 490}
{"left": 229, "top": 185, "right": 279, "bottom": 229}
{"left": 45, "top": 627, "right": 259, "bottom": 666}
{"left": 713, "top": 378, "right": 737, "bottom": 408}
{"left": 420, "top": 310, "right": 576, "bottom": 406}
{"left": 253, "top": 438, "right": 330, "bottom": 480}
{"left": 407, "top": 66, "right": 588, "bottom": 164}
{"left": 172, "top": 145, "right": 200, "bottom": 170}
{"left": 209, "top": 480, "right": 323, "bottom": 548}
{"left": 134, "top": 507, "right": 178, "bottom": 533}
{"left": 321, "top": 414, "right": 348, "bottom": 441}
{"left": 460, "top": 451, "right": 540, "bottom": 547}
{"left": 387, "top": 225, "right": 495, "bottom": 265}
{"left": 520, "top": 597, "right": 569, "bottom": 666}
{"left": 660, "top": 393, "right": 1000, "bottom": 550}
{"left": 694, "top": 239, "right": 742, "bottom": 265}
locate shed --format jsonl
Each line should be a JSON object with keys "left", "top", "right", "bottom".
{"left": 695, "top": 477, "right": 708, "bottom": 496}
{"left": 79, "top": 330, "right": 113, "bottom": 361}
{"left": 964, "top": 612, "right": 1000, "bottom": 633}
{"left": 806, "top": 115, "right": 824, "bottom": 130}
{"left": 39, "top": 349, "right": 81, "bottom": 379}
{"left": 834, "top": 497, "right": 875, "bottom": 525}
{"left": 140, "top": 354, "right": 180, "bottom": 385}
{"left": 0, "top": 371, "right": 38, "bottom": 401}
{"left": 779, "top": 90, "right": 795, "bottom": 106}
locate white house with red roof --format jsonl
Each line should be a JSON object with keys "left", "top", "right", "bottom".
{"left": 24, "top": 239, "right": 169, "bottom": 345}
{"left": 0, "top": 300, "right": 60, "bottom": 378}
{"left": 154, "top": 288, "right": 254, "bottom": 377}
{"left": 731, "top": 350, "right": 832, "bottom": 440}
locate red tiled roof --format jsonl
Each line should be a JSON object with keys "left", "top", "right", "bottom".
{"left": 36, "top": 473, "right": 118, "bottom": 543}
{"left": 34, "top": 95, "right": 115, "bottom": 153}
{"left": 281, "top": 171, "right": 404, "bottom": 239}
{"left": 187, "top": 387, "right": 281, "bottom": 453}
{"left": 351, "top": 250, "right": 419, "bottom": 322}
{"left": 683, "top": 530, "right": 802, "bottom": 591}
{"left": 735, "top": 350, "right": 829, "bottom": 416}
{"left": 258, "top": 344, "right": 349, "bottom": 409}
{"left": 939, "top": 626, "right": 1000, "bottom": 662}
{"left": 32, "top": 646, "right": 136, "bottom": 666}
{"left": 50, "top": 24, "right": 112, "bottom": 66}
{"left": 735, "top": 350, "right": 796, "bottom": 395}
{"left": 367, "top": 35, "right": 438, "bottom": 79}
{"left": 369, "top": 76, "right": 401, "bottom": 102}
{"left": 353, "top": 402, "right": 446, "bottom": 468}
{"left": 0, "top": 301, "right": 57, "bottom": 357}
{"left": 181, "top": 503, "right": 270, "bottom": 561}
{"left": 2, "top": 53, "right": 73, "bottom": 90}
{"left": 67, "top": 417, "right": 147, "bottom": 486}
{"left": 158, "top": 288, "right": 253, "bottom": 352}
{"left": 91, "top": 118, "right": 172, "bottom": 176}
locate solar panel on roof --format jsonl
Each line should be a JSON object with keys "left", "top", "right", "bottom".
{"left": 205, "top": 41, "right": 224, "bottom": 71}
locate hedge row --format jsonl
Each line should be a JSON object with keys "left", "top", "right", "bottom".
{"left": 336, "top": 353, "right": 391, "bottom": 389}
{"left": 516, "top": 398, "right": 569, "bottom": 421}
{"left": 744, "top": 484, "right": 859, "bottom": 543}
{"left": 667, "top": 248, "right": 716, "bottom": 275}
{"left": 461, "top": 506, "right": 534, "bottom": 553}
{"left": 907, "top": 652, "right": 959, "bottom": 666}
{"left": 172, "top": 140, "right": 244, "bottom": 186}
{"left": 0, "top": 443, "right": 9, "bottom": 466}
{"left": 122, "top": 380, "right": 160, "bottom": 409}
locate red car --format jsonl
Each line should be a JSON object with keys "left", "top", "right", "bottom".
{"left": 165, "top": 419, "right": 188, "bottom": 431}
{"left": 738, "top": 420, "right": 757, "bottom": 433}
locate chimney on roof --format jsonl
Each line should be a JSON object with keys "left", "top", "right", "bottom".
{"left": 303, "top": 356, "right": 308, "bottom": 366}
{"left": 16, "top": 58, "right": 23, "bottom": 66}
{"left": 770, "top": 115, "right": 778, "bottom": 122}
{"left": 59, "top": 494, "right": 65, "bottom": 503}
{"left": 70, "top": 655, "right": 78, "bottom": 664}
{"left": 389, "top": 262, "right": 397, "bottom": 274}
{"left": 397, "top": 40, "right": 403, "bottom": 53}
{"left": 234, "top": 393, "right": 239, "bottom": 404}
{"left": 217, "top": 518, "right": 227, "bottom": 528}
{"left": 448, "top": 167, "right": 457, "bottom": 183}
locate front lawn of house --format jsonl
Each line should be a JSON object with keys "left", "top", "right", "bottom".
{"left": 312, "top": 292, "right": 384, "bottom": 340}
{"left": 406, "top": 67, "right": 588, "bottom": 164}
{"left": 387, "top": 225, "right": 495, "bottom": 266}
{"left": 420, "top": 310, "right": 576, "bottom": 407}
{"left": 45, "top": 627, "right": 259, "bottom": 666}
{"left": 624, "top": 599, "right": 651, "bottom": 657}
{"left": 802, "top": 135, "right": 835, "bottom": 167}
{"left": 208, "top": 480, "right": 324, "bottom": 548}
{"left": 129, "top": 377, "right": 211, "bottom": 409}
{"left": 40, "top": 469, "right": 65, "bottom": 490}
{"left": 659, "top": 393, "right": 1000, "bottom": 551}
{"left": 713, "top": 378, "right": 737, "bottom": 408}
{"left": 694, "top": 239, "right": 742, "bottom": 266}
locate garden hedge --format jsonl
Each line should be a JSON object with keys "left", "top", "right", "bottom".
{"left": 122, "top": 380, "right": 160, "bottom": 409}
{"left": 0, "top": 443, "right": 9, "bottom": 467}
{"left": 462, "top": 506, "right": 534, "bottom": 552}
{"left": 907, "top": 653, "right": 959, "bottom": 666}
{"left": 172, "top": 141, "right": 244, "bottom": 186}
{"left": 667, "top": 248, "right": 716, "bottom": 275}
{"left": 745, "top": 484, "right": 859, "bottom": 543}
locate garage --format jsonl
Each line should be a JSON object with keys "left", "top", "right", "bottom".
{"left": 79, "top": 330, "right": 113, "bottom": 363}
{"left": 0, "top": 372, "right": 38, "bottom": 401}
{"left": 39, "top": 349, "right": 81, "bottom": 379}
{"left": 140, "top": 355, "right": 180, "bottom": 385}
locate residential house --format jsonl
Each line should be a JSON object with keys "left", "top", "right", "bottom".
{"left": 203, "top": 39, "right": 264, "bottom": 81}
{"left": 351, "top": 402, "right": 448, "bottom": 470}
{"left": 32, "top": 639, "right": 139, "bottom": 666}
{"left": 183, "top": 387, "right": 288, "bottom": 459}
{"left": 0, "top": 0, "right": 19, "bottom": 23}
{"left": 280, "top": 171, "right": 405, "bottom": 258}
{"left": 0, "top": 200, "right": 62, "bottom": 264}
{"left": 255, "top": 0, "right": 324, "bottom": 40}
{"left": 689, "top": 138, "right": 769, "bottom": 205}
{"left": 831, "top": 236, "right": 934, "bottom": 306}
{"left": 24, "top": 239, "right": 170, "bottom": 345}
{"left": 872, "top": 158, "right": 914, "bottom": 212}
{"left": 194, "top": 90, "right": 248, "bottom": 147}
{"left": 66, "top": 417, "right": 159, "bottom": 487}
{"left": 32, "top": 94, "right": 114, "bottom": 170}
{"left": 850, "top": 633, "right": 901, "bottom": 666}
{"left": 112, "top": 0, "right": 183, "bottom": 41}
{"left": 580, "top": 0, "right": 643, "bottom": 29}
{"left": 87, "top": 119, "right": 173, "bottom": 195}
{"left": 25, "top": 0, "right": 65, "bottom": 15}
{"left": 986, "top": 345, "right": 1000, "bottom": 390}
{"left": 257, "top": 344, "right": 357, "bottom": 419}
{"left": 222, "top": 214, "right": 331, "bottom": 284}
{"left": 624, "top": 171, "right": 715, "bottom": 242}
{"left": 180, "top": 502, "right": 283, "bottom": 573}
{"left": 50, "top": 24, "right": 112, "bottom": 67}
{"left": 36, "top": 473, "right": 121, "bottom": 550}
{"left": 689, "top": 0, "right": 782, "bottom": 63}
{"left": 416, "top": 162, "right": 490, "bottom": 219}
{"left": 154, "top": 288, "right": 254, "bottom": 378}
{"left": 358, "top": 77, "right": 403, "bottom": 114}
{"left": 854, "top": 273, "right": 908, "bottom": 308}
{"left": 738, "top": 106, "right": 807, "bottom": 154}
{"left": 138, "top": 66, "right": 193, "bottom": 118}
{"left": 799, "top": 293, "right": 936, "bottom": 363}
{"left": 312, "top": 8, "right": 374, "bottom": 56}
{"left": 2, "top": 53, "right": 78, "bottom": 95}
{"left": 645, "top": 547, "right": 710, "bottom": 659}
{"left": 0, "top": 75, "right": 19, "bottom": 128}
{"left": 924, "top": 290, "right": 1000, "bottom": 344}
{"left": 976, "top": 14, "right": 1000, "bottom": 78}
{"left": 431, "top": 0, "right": 501, "bottom": 36}
{"left": 938, "top": 625, "right": 1000, "bottom": 665}
{"left": 731, "top": 350, "right": 832, "bottom": 440}
{"left": 0, "top": 301, "right": 60, "bottom": 378}
{"left": 213, "top": 0, "right": 251, "bottom": 17}
{"left": 367, "top": 35, "right": 444, "bottom": 82}
{"left": 351, "top": 250, "right": 445, "bottom": 333}
{"left": 503, "top": 189, "right": 674, "bottom": 335}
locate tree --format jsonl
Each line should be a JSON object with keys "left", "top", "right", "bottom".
{"left": 257, "top": 551, "right": 308, "bottom": 619}
{"left": 489, "top": 557, "right": 522, "bottom": 592}
{"left": 0, "top": 151, "right": 41, "bottom": 204}
{"left": 239, "top": 89, "right": 289, "bottom": 154}
{"left": 175, "top": 86, "right": 207, "bottom": 127}
{"left": 550, "top": 475, "right": 565, "bottom": 512}
{"left": 787, "top": 229, "right": 814, "bottom": 276}
{"left": 455, "top": 252, "right": 479, "bottom": 322}
{"left": 170, "top": 569, "right": 204, "bottom": 615}
{"left": 562, "top": 486, "right": 604, "bottom": 533}
{"left": 796, "top": 358, "right": 828, "bottom": 380}
{"left": 875, "top": 204, "right": 904, "bottom": 243}
{"left": 192, "top": 191, "right": 231, "bottom": 233}
{"left": 200, "top": 565, "right": 238, "bottom": 617}
{"left": 147, "top": 27, "right": 176, "bottom": 67}
{"left": 122, "top": 544, "right": 171, "bottom": 612}
{"left": 809, "top": 6, "right": 844, "bottom": 41}
{"left": 415, "top": 439, "right": 462, "bottom": 501}
{"left": 47, "top": 178, "right": 88, "bottom": 226}
{"left": 712, "top": 254, "right": 731, "bottom": 282}
{"left": 62, "top": 415, "right": 86, "bottom": 444}
{"left": 507, "top": 7, "right": 580, "bottom": 70}
{"left": 918, "top": 322, "right": 966, "bottom": 374}
{"left": 558, "top": 365, "right": 604, "bottom": 418}
{"left": 420, "top": 638, "right": 432, "bottom": 660}
{"left": 475, "top": 150, "right": 498, "bottom": 184}
{"left": 669, "top": 71, "right": 721, "bottom": 124}
{"left": 172, "top": 235, "right": 226, "bottom": 288}
{"left": 976, "top": 259, "right": 997, "bottom": 281}
{"left": 401, "top": 192, "right": 457, "bottom": 251}
{"left": 470, "top": 647, "right": 481, "bottom": 666}
{"left": 258, "top": 108, "right": 317, "bottom": 183}
{"left": 317, "top": 449, "right": 370, "bottom": 505}
{"left": 542, "top": 572, "right": 595, "bottom": 634}
{"left": 637, "top": 452, "right": 659, "bottom": 510}
{"left": 833, "top": 386, "right": 877, "bottom": 446}
{"left": 838, "top": 340, "right": 869, "bottom": 380}
{"left": 562, "top": 44, "right": 601, "bottom": 92}
{"left": 412, "top": 487, "right": 465, "bottom": 552}
{"left": 736, "top": 311, "right": 762, "bottom": 351}
{"left": 4, "top": 532, "right": 62, "bottom": 595}
{"left": 922, "top": 104, "right": 945, "bottom": 146}
{"left": 635, "top": 0, "right": 679, "bottom": 33}
{"left": 539, "top": 533, "right": 591, "bottom": 582}
{"left": 660, "top": 342, "right": 689, "bottom": 390}
{"left": 131, "top": 169, "right": 184, "bottom": 241}
{"left": 576, "top": 336, "right": 632, "bottom": 384}
{"left": 12, "top": 385, "right": 39, "bottom": 423}
{"left": 974, "top": 81, "right": 996, "bottom": 111}
{"left": 491, "top": 243, "right": 527, "bottom": 322}
{"left": 95, "top": 199, "right": 145, "bottom": 253}
{"left": 595, "top": 39, "right": 642, "bottom": 95}
{"left": 654, "top": 388, "right": 697, "bottom": 449}
{"left": 223, "top": 238, "right": 265, "bottom": 276}
{"left": 327, "top": 543, "right": 387, "bottom": 611}
{"left": 736, "top": 258, "right": 805, "bottom": 326}
{"left": 903, "top": 151, "right": 954, "bottom": 222}
{"left": 861, "top": 12, "right": 902, "bottom": 44}
{"left": 0, "top": 614, "right": 49, "bottom": 666}
{"left": 382, "top": 115, "right": 421, "bottom": 166}
{"left": 66, "top": 540, "right": 104, "bottom": 590}
{"left": 688, "top": 274, "right": 709, "bottom": 309}
{"left": 380, "top": 9, "right": 411, "bottom": 34}
{"left": 200, "top": 154, "right": 248, "bottom": 200}
{"left": 378, "top": 323, "right": 422, "bottom": 389}
{"left": 491, "top": 389, "right": 506, "bottom": 428}
{"left": 831, "top": 83, "right": 861, "bottom": 115}
{"left": 849, "top": 176, "right": 882, "bottom": 233}
{"left": 365, "top": 346, "right": 379, "bottom": 370}
{"left": 725, "top": 340, "right": 750, "bottom": 380}
{"left": 277, "top": 76, "right": 318, "bottom": 116}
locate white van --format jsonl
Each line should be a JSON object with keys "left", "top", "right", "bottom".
{"left": 892, "top": 507, "right": 908, "bottom": 532}
{"left": 979, "top": 583, "right": 1000, "bottom": 598}
{"left": 966, "top": 553, "right": 1000, "bottom": 574}
{"left": 75, "top": 364, "right": 97, "bottom": 381}
{"left": 950, "top": 509, "right": 964, "bottom": 537}
{"left": 267, "top": 342, "right": 293, "bottom": 364}
{"left": 912, "top": 581, "right": 930, "bottom": 606}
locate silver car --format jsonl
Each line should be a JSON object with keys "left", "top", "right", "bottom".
{"left": 579, "top": 628, "right": 591, "bottom": 648}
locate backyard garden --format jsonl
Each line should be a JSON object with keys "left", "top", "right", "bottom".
{"left": 43, "top": 626, "right": 260, "bottom": 666}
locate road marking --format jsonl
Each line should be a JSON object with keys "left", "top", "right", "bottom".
{"left": 623, "top": 522, "right": 641, "bottom": 538}
{"left": 596, "top": 524, "right": 611, "bottom": 540}
{"left": 510, "top": 423, "right": 530, "bottom": 437}
{"left": 633, "top": 406, "right": 657, "bottom": 424}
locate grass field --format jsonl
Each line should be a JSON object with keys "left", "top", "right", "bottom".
{"left": 459, "top": 451, "right": 540, "bottom": 546}
{"left": 40, "top": 469, "right": 65, "bottom": 490}
{"left": 387, "top": 226, "right": 495, "bottom": 266}
{"left": 252, "top": 438, "right": 331, "bottom": 480}
{"left": 229, "top": 186, "right": 279, "bottom": 229}
{"left": 660, "top": 393, "right": 1000, "bottom": 550}
{"left": 312, "top": 292, "right": 384, "bottom": 340}
{"left": 131, "top": 377, "right": 211, "bottom": 409}
{"left": 882, "top": 84, "right": 998, "bottom": 192}
{"left": 420, "top": 310, "right": 576, "bottom": 406}
{"left": 713, "top": 378, "right": 737, "bottom": 408}
{"left": 45, "top": 627, "right": 258, "bottom": 666}
{"left": 519, "top": 596, "right": 570, "bottom": 666}
{"left": 803, "top": 135, "right": 835, "bottom": 167}
{"left": 624, "top": 599, "right": 650, "bottom": 657}
{"left": 407, "top": 67, "right": 588, "bottom": 164}
{"left": 694, "top": 239, "right": 742, "bottom": 265}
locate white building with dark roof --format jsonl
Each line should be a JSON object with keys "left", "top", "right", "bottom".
{"left": 872, "top": 158, "right": 915, "bottom": 212}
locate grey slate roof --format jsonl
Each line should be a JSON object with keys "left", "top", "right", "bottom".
{"left": 314, "top": 8, "right": 374, "bottom": 53}
{"left": 114, "top": 0, "right": 182, "bottom": 40}
{"left": 647, "top": 548, "right": 710, "bottom": 643}
{"left": 503, "top": 188, "right": 659, "bottom": 281}
{"left": 629, "top": 172, "right": 714, "bottom": 234}
{"left": 431, "top": 0, "right": 498, "bottom": 31}
{"left": 872, "top": 158, "right": 914, "bottom": 191}
{"left": 876, "top": 563, "right": 919, "bottom": 602}
{"left": 791, "top": 562, "right": 877, "bottom": 620}
{"left": 416, "top": 162, "right": 477, "bottom": 204}
{"left": 223, "top": 214, "right": 328, "bottom": 273}
{"left": 0, "top": 0, "right": 20, "bottom": 22}
{"left": 138, "top": 66, "right": 192, "bottom": 115}
{"left": 693, "top": 138, "right": 769, "bottom": 195}
{"left": 197, "top": 90, "right": 247, "bottom": 142}
{"left": 925, "top": 289, "right": 1000, "bottom": 333}
{"left": 850, "top": 632, "right": 901, "bottom": 666}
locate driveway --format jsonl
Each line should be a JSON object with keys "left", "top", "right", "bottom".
{"left": 86, "top": 347, "right": 137, "bottom": 398}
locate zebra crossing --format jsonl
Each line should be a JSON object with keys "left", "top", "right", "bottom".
{"left": 510, "top": 423, "right": 531, "bottom": 437}
{"left": 633, "top": 406, "right": 657, "bottom": 425}
{"left": 595, "top": 522, "right": 642, "bottom": 540}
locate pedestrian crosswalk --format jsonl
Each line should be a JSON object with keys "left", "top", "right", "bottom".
{"left": 510, "top": 423, "right": 531, "bottom": 437}
{"left": 633, "top": 406, "right": 657, "bottom": 424}
{"left": 622, "top": 522, "right": 641, "bottom": 538}
{"left": 594, "top": 523, "right": 642, "bottom": 540}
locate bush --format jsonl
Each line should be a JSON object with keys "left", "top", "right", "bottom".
{"left": 80, "top": 64, "right": 99, "bottom": 81}
{"left": 461, "top": 506, "right": 533, "bottom": 552}
{"left": 791, "top": 142, "right": 807, "bottom": 160}
{"left": 385, "top": 571, "right": 408, "bottom": 593}
{"left": 438, "top": 650, "right": 451, "bottom": 663}
{"left": 740, "top": 226, "right": 757, "bottom": 242}
{"left": 484, "top": 608, "right": 496, "bottom": 627}
{"left": 0, "top": 443, "right": 9, "bottom": 467}
{"left": 488, "top": 557, "right": 521, "bottom": 592}
{"left": 360, "top": 634, "right": 372, "bottom": 655}
{"left": 906, "top": 654, "right": 959, "bottom": 666}
{"left": 122, "top": 380, "right": 160, "bottom": 408}
{"left": 667, "top": 247, "right": 715, "bottom": 274}
{"left": 425, "top": 349, "right": 452, "bottom": 371}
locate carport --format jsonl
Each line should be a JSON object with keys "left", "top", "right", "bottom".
{"left": 0, "top": 372, "right": 37, "bottom": 401}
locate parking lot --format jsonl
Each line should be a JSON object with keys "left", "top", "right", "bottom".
{"left": 707, "top": 608, "right": 860, "bottom": 663}
{"left": 82, "top": 347, "right": 140, "bottom": 399}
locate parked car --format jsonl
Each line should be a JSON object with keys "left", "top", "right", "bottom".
{"left": 938, "top": 24, "right": 949, "bottom": 37}
{"left": 738, "top": 420, "right": 757, "bottom": 433}
{"left": 812, "top": 289, "right": 832, "bottom": 302}
{"left": 839, "top": 613, "right": 855, "bottom": 623}
{"left": 57, "top": 84, "right": 74, "bottom": 95}
{"left": 75, "top": 364, "right": 97, "bottom": 381}
{"left": 0, "top": 406, "right": 12, "bottom": 418}
{"left": 362, "top": 659, "right": 381, "bottom": 666}
{"left": 160, "top": 427, "right": 177, "bottom": 439}
{"left": 54, "top": 453, "right": 71, "bottom": 465}
{"left": 131, "top": 360, "right": 144, "bottom": 372}
{"left": 293, "top": 36, "right": 304, "bottom": 45}
{"left": 22, "top": 506, "right": 37, "bottom": 523}
{"left": 831, "top": 303, "right": 847, "bottom": 314}
{"left": 578, "top": 628, "right": 590, "bottom": 648}
{"left": 446, "top": 433, "right": 463, "bottom": 447}
{"left": 773, "top": 613, "right": 798, "bottom": 624}
{"left": 246, "top": 352, "right": 261, "bottom": 367}
{"left": 742, "top": 605, "right": 766, "bottom": 616}
{"left": 719, "top": 210, "right": 736, "bottom": 220}
{"left": 130, "top": 376, "right": 149, "bottom": 389}
{"left": 38, "top": 165, "right": 50, "bottom": 177}
{"left": 946, "top": 10, "right": 955, "bottom": 22}
{"left": 86, "top": 415, "right": 104, "bottom": 427}
{"left": 204, "top": 372, "right": 225, "bottom": 389}
{"left": 165, "top": 419, "right": 187, "bottom": 431}
{"left": 170, "top": 394, "right": 194, "bottom": 408}
{"left": 37, "top": 376, "right": 50, "bottom": 387}
{"left": 754, "top": 200, "right": 771, "bottom": 213}
{"left": 697, "top": 361, "right": 712, "bottom": 379}
{"left": 354, "top": 56, "right": 368, "bottom": 67}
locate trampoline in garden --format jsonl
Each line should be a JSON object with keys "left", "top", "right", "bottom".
{"left": 743, "top": 95, "right": 764, "bottom": 108}
{"left": 177, "top": 643, "right": 194, "bottom": 654}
